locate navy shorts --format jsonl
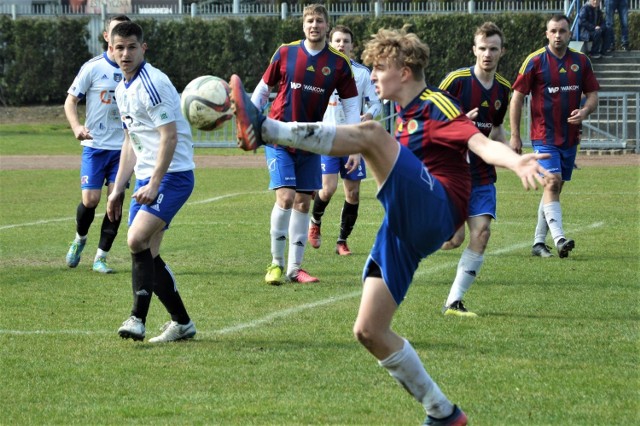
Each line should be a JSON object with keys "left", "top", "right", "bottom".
{"left": 128, "top": 170, "right": 194, "bottom": 230}
{"left": 80, "top": 147, "right": 121, "bottom": 190}
{"left": 362, "top": 144, "right": 457, "bottom": 305}
{"left": 265, "top": 145, "right": 321, "bottom": 191}
{"left": 533, "top": 143, "right": 577, "bottom": 182}
{"left": 321, "top": 155, "right": 367, "bottom": 181}
{"left": 469, "top": 183, "right": 497, "bottom": 219}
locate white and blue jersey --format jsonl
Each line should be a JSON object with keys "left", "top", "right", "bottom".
{"left": 67, "top": 52, "right": 124, "bottom": 151}
{"left": 322, "top": 60, "right": 381, "bottom": 180}
{"left": 114, "top": 61, "right": 195, "bottom": 180}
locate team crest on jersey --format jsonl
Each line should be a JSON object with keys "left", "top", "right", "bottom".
{"left": 322, "top": 66, "right": 331, "bottom": 76}
{"left": 114, "top": 73, "right": 123, "bottom": 82}
{"left": 570, "top": 64, "right": 580, "bottom": 72}
{"left": 494, "top": 100, "right": 502, "bottom": 110}
{"left": 407, "top": 120, "right": 419, "bottom": 134}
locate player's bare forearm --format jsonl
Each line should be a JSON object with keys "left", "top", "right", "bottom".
{"left": 141, "top": 122, "right": 177, "bottom": 204}
{"left": 114, "top": 136, "right": 135, "bottom": 194}
{"left": 64, "top": 94, "right": 92, "bottom": 141}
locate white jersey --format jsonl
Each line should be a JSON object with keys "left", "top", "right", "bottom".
{"left": 67, "top": 52, "right": 124, "bottom": 150}
{"left": 114, "top": 62, "right": 195, "bottom": 180}
{"left": 323, "top": 60, "right": 381, "bottom": 124}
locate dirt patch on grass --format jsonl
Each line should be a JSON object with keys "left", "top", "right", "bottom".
{"left": 1, "top": 106, "right": 638, "bottom": 169}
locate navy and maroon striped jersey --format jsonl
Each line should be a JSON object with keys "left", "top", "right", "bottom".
{"left": 262, "top": 40, "right": 358, "bottom": 123}
{"left": 513, "top": 46, "right": 600, "bottom": 148}
{"left": 395, "top": 87, "right": 481, "bottom": 226}
{"left": 439, "top": 66, "right": 511, "bottom": 186}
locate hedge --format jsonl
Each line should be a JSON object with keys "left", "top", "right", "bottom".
{"left": 0, "top": 12, "right": 637, "bottom": 106}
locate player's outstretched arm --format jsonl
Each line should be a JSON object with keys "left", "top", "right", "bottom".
{"left": 468, "top": 133, "right": 550, "bottom": 190}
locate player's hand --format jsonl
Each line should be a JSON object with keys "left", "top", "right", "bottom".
{"left": 567, "top": 108, "right": 587, "bottom": 125}
{"left": 509, "top": 135, "right": 523, "bottom": 155}
{"left": 132, "top": 183, "right": 159, "bottom": 206}
{"left": 107, "top": 191, "right": 123, "bottom": 222}
{"left": 465, "top": 107, "right": 479, "bottom": 122}
{"left": 345, "top": 154, "right": 361, "bottom": 174}
{"left": 73, "top": 125, "right": 93, "bottom": 141}
{"left": 516, "top": 153, "right": 551, "bottom": 190}
{"left": 360, "top": 113, "right": 373, "bottom": 122}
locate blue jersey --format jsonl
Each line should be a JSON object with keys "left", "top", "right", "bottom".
{"left": 395, "top": 86, "right": 479, "bottom": 226}
{"left": 439, "top": 66, "right": 511, "bottom": 186}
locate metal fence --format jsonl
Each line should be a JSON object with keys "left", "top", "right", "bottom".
{"left": 193, "top": 93, "right": 639, "bottom": 153}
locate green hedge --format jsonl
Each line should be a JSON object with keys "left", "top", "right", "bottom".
{"left": 1, "top": 12, "right": 637, "bottom": 106}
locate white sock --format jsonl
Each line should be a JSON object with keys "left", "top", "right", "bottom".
{"left": 95, "top": 249, "right": 108, "bottom": 261}
{"left": 263, "top": 119, "right": 336, "bottom": 155}
{"left": 270, "top": 204, "right": 291, "bottom": 267}
{"left": 286, "top": 209, "right": 309, "bottom": 277}
{"left": 543, "top": 201, "right": 565, "bottom": 244}
{"left": 533, "top": 198, "right": 549, "bottom": 245}
{"left": 75, "top": 233, "right": 87, "bottom": 243}
{"left": 378, "top": 339, "right": 454, "bottom": 418}
{"left": 446, "top": 248, "right": 484, "bottom": 306}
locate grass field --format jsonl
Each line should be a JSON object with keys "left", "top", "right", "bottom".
{"left": 0, "top": 124, "right": 638, "bottom": 424}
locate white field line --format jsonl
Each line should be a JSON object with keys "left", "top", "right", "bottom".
{"left": 0, "top": 191, "right": 269, "bottom": 231}
{"left": 0, "top": 222, "right": 604, "bottom": 337}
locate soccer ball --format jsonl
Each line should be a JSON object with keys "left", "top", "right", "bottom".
{"left": 180, "top": 75, "right": 233, "bottom": 131}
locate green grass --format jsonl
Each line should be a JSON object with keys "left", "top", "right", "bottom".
{"left": 0, "top": 139, "right": 638, "bottom": 424}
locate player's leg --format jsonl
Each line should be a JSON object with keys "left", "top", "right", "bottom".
{"left": 117, "top": 210, "right": 166, "bottom": 341}
{"left": 265, "top": 146, "right": 296, "bottom": 285}
{"left": 119, "top": 171, "right": 195, "bottom": 341}
{"left": 444, "top": 215, "right": 491, "bottom": 318}
{"left": 441, "top": 225, "right": 465, "bottom": 250}
{"left": 231, "top": 74, "right": 398, "bottom": 187}
{"left": 444, "top": 184, "right": 496, "bottom": 317}
{"left": 336, "top": 176, "right": 362, "bottom": 256}
{"left": 93, "top": 150, "right": 124, "bottom": 273}
{"left": 67, "top": 147, "right": 103, "bottom": 268}
{"left": 309, "top": 157, "right": 340, "bottom": 249}
{"left": 286, "top": 192, "right": 318, "bottom": 283}
{"left": 148, "top": 252, "right": 196, "bottom": 343}
{"left": 535, "top": 145, "right": 576, "bottom": 258}
{"left": 532, "top": 197, "right": 553, "bottom": 257}
{"left": 355, "top": 275, "right": 465, "bottom": 423}
{"left": 287, "top": 154, "right": 320, "bottom": 283}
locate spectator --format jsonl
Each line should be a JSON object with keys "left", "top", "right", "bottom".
{"left": 574, "top": 0, "right": 610, "bottom": 58}
{"left": 604, "top": 0, "right": 629, "bottom": 52}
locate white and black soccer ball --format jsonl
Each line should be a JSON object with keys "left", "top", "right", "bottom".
{"left": 180, "top": 75, "right": 233, "bottom": 131}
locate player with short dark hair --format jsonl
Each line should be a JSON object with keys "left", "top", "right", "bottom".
{"left": 510, "top": 14, "right": 600, "bottom": 258}
{"left": 250, "top": 4, "right": 359, "bottom": 285}
{"left": 308, "top": 24, "right": 381, "bottom": 256}
{"left": 437, "top": 22, "right": 512, "bottom": 317}
{"left": 107, "top": 21, "right": 196, "bottom": 343}
{"left": 230, "top": 25, "right": 549, "bottom": 425}
{"left": 64, "top": 14, "right": 130, "bottom": 273}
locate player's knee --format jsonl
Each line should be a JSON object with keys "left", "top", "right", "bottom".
{"left": 353, "top": 323, "right": 377, "bottom": 350}
{"left": 127, "top": 232, "right": 148, "bottom": 253}
{"left": 544, "top": 174, "right": 563, "bottom": 193}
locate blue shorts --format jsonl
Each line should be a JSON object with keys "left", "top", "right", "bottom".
{"left": 363, "top": 145, "right": 457, "bottom": 306}
{"left": 469, "top": 183, "right": 497, "bottom": 219}
{"left": 128, "top": 170, "right": 194, "bottom": 230}
{"left": 532, "top": 143, "right": 577, "bottom": 182}
{"left": 265, "top": 145, "right": 321, "bottom": 191}
{"left": 80, "top": 147, "right": 121, "bottom": 190}
{"left": 321, "top": 155, "right": 367, "bottom": 181}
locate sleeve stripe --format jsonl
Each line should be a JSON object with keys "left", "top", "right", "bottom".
{"left": 424, "top": 90, "right": 459, "bottom": 120}
{"left": 518, "top": 47, "right": 546, "bottom": 75}
{"left": 140, "top": 68, "right": 161, "bottom": 106}
{"left": 439, "top": 69, "right": 470, "bottom": 90}
{"left": 495, "top": 73, "right": 512, "bottom": 89}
